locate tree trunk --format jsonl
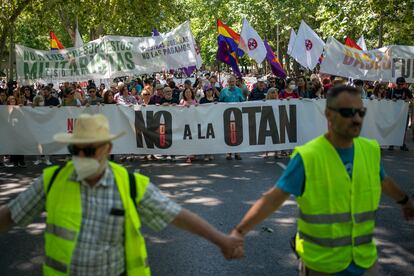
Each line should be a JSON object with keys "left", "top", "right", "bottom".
{"left": 0, "top": 0, "right": 32, "bottom": 62}
{"left": 378, "top": 11, "right": 384, "bottom": 48}
{"left": 8, "top": 26, "right": 14, "bottom": 80}
{"left": 57, "top": 8, "right": 76, "bottom": 44}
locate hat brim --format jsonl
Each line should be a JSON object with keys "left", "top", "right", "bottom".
{"left": 53, "top": 131, "right": 126, "bottom": 144}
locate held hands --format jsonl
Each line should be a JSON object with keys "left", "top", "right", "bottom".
{"left": 219, "top": 231, "right": 244, "bottom": 260}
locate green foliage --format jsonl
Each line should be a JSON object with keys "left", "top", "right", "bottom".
{"left": 1, "top": 0, "right": 414, "bottom": 68}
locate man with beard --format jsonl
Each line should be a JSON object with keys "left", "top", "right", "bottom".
{"left": 230, "top": 85, "right": 414, "bottom": 275}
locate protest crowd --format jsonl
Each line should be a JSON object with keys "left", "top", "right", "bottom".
{"left": 0, "top": 70, "right": 413, "bottom": 167}
{"left": 1, "top": 13, "right": 414, "bottom": 276}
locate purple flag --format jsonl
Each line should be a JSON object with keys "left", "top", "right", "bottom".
{"left": 216, "top": 36, "right": 242, "bottom": 77}
{"left": 264, "top": 39, "right": 286, "bottom": 79}
{"left": 152, "top": 28, "right": 160, "bottom": 36}
{"left": 180, "top": 66, "right": 196, "bottom": 77}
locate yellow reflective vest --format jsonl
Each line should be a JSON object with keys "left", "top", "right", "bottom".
{"left": 42, "top": 161, "right": 151, "bottom": 275}
{"left": 294, "top": 135, "right": 381, "bottom": 273}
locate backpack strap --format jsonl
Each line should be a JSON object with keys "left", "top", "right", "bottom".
{"left": 46, "top": 166, "right": 62, "bottom": 195}
{"left": 128, "top": 172, "right": 137, "bottom": 209}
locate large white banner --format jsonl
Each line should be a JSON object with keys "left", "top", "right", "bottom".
{"left": 16, "top": 22, "right": 198, "bottom": 83}
{"left": 0, "top": 100, "right": 408, "bottom": 155}
{"left": 320, "top": 37, "right": 414, "bottom": 83}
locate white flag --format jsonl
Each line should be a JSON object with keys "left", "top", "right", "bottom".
{"left": 75, "top": 21, "right": 84, "bottom": 48}
{"left": 357, "top": 35, "right": 367, "bottom": 51}
{"left": 289, "top": 20, "right": 325, "bottom": 70}
{"left": 190, "top": 30, "right": 203, "bottom": 69}
{"left": 287, "top": 29, "right": 296, "bottom": 55}
{"left": 239, "top": 18, "right": 266, "bottom": 63}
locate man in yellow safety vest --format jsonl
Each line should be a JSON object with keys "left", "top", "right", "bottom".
{"left": 0, "top": 113, "right": 243, "bottom": 275}
{"left": 229, "top": 85, "right": 414, "bottom": 275}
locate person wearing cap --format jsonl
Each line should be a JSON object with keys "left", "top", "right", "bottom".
{"left": 229, "top": 86, "right": 414, "bottom": 275}
{"left": 386, "top": 77, "right": 413, "bottom": 151}
{"left": 0, "top": 114, "right": 243, "bottom": 275}
{"left": 386, "top": 77, "right": 413, "bottom": 101}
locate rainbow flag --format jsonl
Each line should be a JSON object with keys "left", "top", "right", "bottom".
{"left": 216, "top": 20, "right": 243, "bottom": 76}
{"left": 217, "top": 20, "right": 244, "bottom": 57}
{"left": 50, "top": 31, "right": 65, "bottom": 50}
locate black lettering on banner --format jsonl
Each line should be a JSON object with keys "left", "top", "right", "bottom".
{"left": 135, "top": 110, "right": 172, "bottom": 148}
{"left": 258, "top": 106, "right": 279, "bottom": 145}
{"left": 223, "top": 108, "right": 243, "bottom": 146}
{"left": 279, "top": 105, "right": 297, "bottom": 143}
{"left": 401, "top": 59, "right": 413, "bottom": 79}
{"left": 206, "top": 123, "right": 215, "bottom": 139}
{"left": 197, "top": 124, "right": 205, "bottom": 139}
{"left": 241, "top": 106, "right": 261, "bottom": 145}
{"left": 183, "top": 125, "right": 192, "bottom": 140}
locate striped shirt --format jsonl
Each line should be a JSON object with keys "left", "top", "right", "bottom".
{"left": 8, "top": 163, "right": 181, "bottom": 276}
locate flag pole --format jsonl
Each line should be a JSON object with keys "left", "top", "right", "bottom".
{"left": 276, "top": 23, "right": 279, "bottom": 57}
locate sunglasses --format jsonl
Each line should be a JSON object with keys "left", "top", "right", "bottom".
{"left": 328, "top": 107, "right": 367, "bottom": 118}
{"left": 67, "top": 144, "right": 104, "bottom": 157}
{"left": 142, "top": 93, "right": 150, "bottom": 96}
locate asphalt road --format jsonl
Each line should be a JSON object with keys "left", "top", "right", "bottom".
{"left": 1, "top": 136, "right": 413, "bottom": 275}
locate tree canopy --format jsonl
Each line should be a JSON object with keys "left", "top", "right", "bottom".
{"left": 1, "top": 0, "right": 413, "bottom": 75}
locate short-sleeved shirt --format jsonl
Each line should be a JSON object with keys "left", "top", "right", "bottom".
{"left": 219, "top": 86, "right": 245, "bottom": 102}
{"left": 8, "top": 163, "right": 181, "bottom": 276}
{"left": 276, "top": 145, "right": 385, "bottom": 275}
{"left": 44, "top": 96, "right": 60, "bottom": 106}
{"left": 386, "top": 88, "right": 413, "bottom": 100}
{"left": 277, "top": 145, "right": 385, "bottom": 196}
{"left": 86, "top": 97, "right": 103, "bottom": 105}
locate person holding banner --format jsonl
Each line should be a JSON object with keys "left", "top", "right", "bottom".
{"left": 61, "top": 88, "right": 82, "bottom": 107}
{"left": 0, "top": 113, "right": 243, "bottom": 275}
{"left": 387, "top": 77, "right": 413, "bottom": 151}
{"left": 229, "top": 85, "right": 414, "bottom": 275}
{"left": 219, "top": 75, "right": 245, "bottom": 161}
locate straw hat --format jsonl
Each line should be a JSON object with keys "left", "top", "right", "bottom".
{"left": 53, "top": 114, "right": 125, "bottom": 144}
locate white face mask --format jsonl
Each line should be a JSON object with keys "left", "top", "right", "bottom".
{"left": 72, "top": 156, "right": 105, "bottom": 180}
{"left": 289, "top": 85, "right": 296, "bottom": 90}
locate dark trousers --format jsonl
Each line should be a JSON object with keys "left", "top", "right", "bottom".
{"left": 10, "top": 155, "right": 24, "bottom": 165}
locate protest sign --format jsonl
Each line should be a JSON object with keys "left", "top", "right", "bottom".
{"left": 16, "top": 22, "right": 198, "bottom": 83}
{"left": 0, "top": 100, "right": 408, "bottom": 155}
{"left": 320, "top": 37, "right": 414, "bottom": 83}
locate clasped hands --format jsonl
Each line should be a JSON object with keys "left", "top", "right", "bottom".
{"left": 218, "top": 229, "right": 245, "bottom": 260}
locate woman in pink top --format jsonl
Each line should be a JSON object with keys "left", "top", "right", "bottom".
{"left": 180, "top": 88, "right": 197, "bottom": 163}
{"left": 179, "top": 88, "right": 197, "bottom": 106}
